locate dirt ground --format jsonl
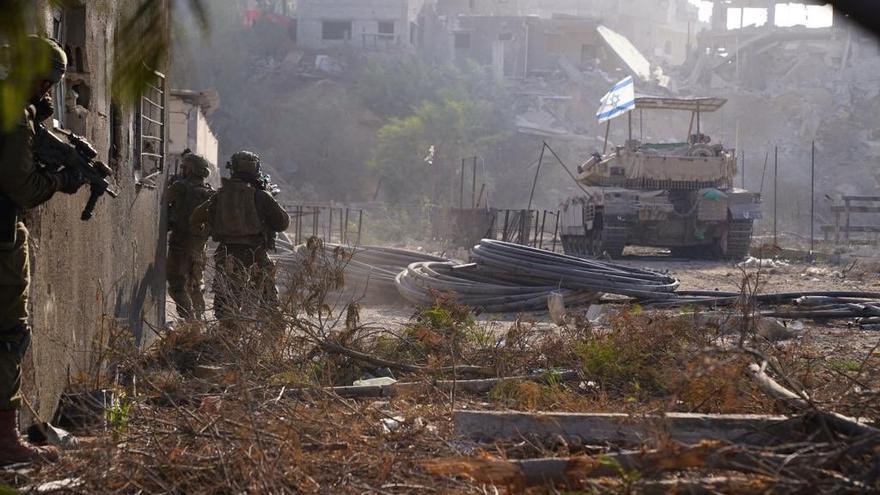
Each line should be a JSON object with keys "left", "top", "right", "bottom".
{"left": 119, "top": 248, "right": 876, "bottom": 494}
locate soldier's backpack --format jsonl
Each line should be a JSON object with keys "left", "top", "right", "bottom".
{"left": 170, "top": 179, "right": 214, "bottom": 238}
{"left": 210, "top": 178, "right": 264, "bottom": 244}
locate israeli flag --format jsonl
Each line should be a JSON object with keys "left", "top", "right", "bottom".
{"left": 596, "top": 76, "right": 635, "bottom": 123}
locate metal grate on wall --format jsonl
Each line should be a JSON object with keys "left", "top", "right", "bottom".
{"left": 138, "top": 70, "right": 167, "bottom": 174}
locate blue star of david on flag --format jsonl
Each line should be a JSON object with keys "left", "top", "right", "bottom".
{"left": 596, "top": 76, "right": 635, "bottom": 123}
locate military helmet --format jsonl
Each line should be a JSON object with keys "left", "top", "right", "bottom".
{"left": 28, "top": 35, "right": 67, "bottom": 84}
{"left": 227, "top": 150, "right": 261, "bottom": 176}
{"left": 181, "top": 152, "right": 212, "bottom": 179}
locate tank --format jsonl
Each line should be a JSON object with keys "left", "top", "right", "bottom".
{"left": 560, "top": 96, "right": 761, "bottom": 260}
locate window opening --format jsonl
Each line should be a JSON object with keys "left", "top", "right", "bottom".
{"left": 378, "top": 21, "right": 394, "bottom": 35}
{"left": 51, "top": 9, "right": 66, "bottom": 124}
{"left": 322, "top": 21, "right": 351, "bottom": 40}
{"left": 63, "top": 6, "right": 87, "bottom": 73}
{"left": 137, "top": 70, "right": 166, "bottom": 174}
{"left": 109, "top": 101, "right": 122, "bottom": 166}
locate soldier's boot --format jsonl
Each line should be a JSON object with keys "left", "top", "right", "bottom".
{"left": 0, "top": 409, "right": 59, "bottom": 466}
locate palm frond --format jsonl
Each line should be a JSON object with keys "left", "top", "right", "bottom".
{"left": 113, "top": 0, "right": 211, "bottom": 105}
{"left": 0, "top": 0, "right": 65, "bottom": 130}
{"left": 0, "top": 0, "right": 211, "bottom": 129}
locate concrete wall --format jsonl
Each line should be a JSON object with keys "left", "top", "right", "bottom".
{"left": 437, "top": 15, "right": 602, "bottom": 77}
{"left": 297, "top": 0, "right": 415, "bottom": 49}
{"left": 526, "top": 18, "right": 603, "bottom": 73}
{"left": 433, "top": 0, "right": 700, "bottom": 65}
{"left": 168, "top": 95, "right": 221, "bottom": 187}
{"left": 22, "top": 0, "right": 170, "bottom": 420}
{"left": 453, "top": 17, "right": 529, "bottom": 78}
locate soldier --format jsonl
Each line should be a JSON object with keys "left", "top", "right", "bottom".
{"left": 190, "top": 151, "right": 289, "bottom": 321}
{"left": 0, "top": 36, "right": 87, "bottom": 465}
{"left": 166, "top": 152, "right": 214, "bottom": 320}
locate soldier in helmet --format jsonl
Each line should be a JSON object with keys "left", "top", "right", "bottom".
{"left": 0, "top": 36, "right": 88, "bottom": 465}
{"left": 166, "top": 151, "right": 215, "bottom": 320}
{"left": 190, "top": 151, "right": 289, "bottom": 321}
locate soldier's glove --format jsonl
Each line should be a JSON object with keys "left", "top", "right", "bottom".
{"left": 33, "top": 95, "right": 55, "bottom": 123}
{"left": 55, "top": 167, "right": 88, "bottom": 194}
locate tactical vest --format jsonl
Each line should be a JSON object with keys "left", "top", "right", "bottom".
{"left": 210, "top": 179, "right": 264, "bottom": 246}
{"left": 170, "top": 178, "right": 214, "bottom": 239}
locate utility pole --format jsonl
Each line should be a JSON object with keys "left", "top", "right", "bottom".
{"left": 811, "top": 141, "right": 816, "bottom": 252}
{"left": 527, "top": 144, "right": 546, "bottom": 213}
{"left": 459, "top": 158, "right": 465, "bottom": 209}
{"left": 472, "top": 156, "right": 477, "bottom": 209}
{"left": 773, "top": 146, "right": 778, "bottom": 245}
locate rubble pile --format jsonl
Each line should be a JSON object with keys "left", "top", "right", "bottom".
{"left": 674, "top": 25, "right": 880, "bottom": 211}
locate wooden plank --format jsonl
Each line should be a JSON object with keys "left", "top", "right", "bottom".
{"left": 454, "top": 410, "right": 793, "bottom": 446}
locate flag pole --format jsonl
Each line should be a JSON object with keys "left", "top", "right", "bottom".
{"left": 602, "top": 120, "right": 611, "bottom": 154}
{"left": 628, "top": 110, "right": 633, "bottom": 143}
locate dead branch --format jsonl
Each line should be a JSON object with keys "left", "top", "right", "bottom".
{"left": 317, "top": 371, "right": 580, "bottom": 398}
{"left": 747, "top": 363, "right": 880, "bottom": 439}
{"left": 424, "top": 441, "right": 795, "bottom": 488}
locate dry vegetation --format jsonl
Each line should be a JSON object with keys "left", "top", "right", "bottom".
{"left": 2, "top": 239, "right": 878, "bottom": 494}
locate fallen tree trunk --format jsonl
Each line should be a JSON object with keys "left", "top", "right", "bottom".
{"left": 424, "top": 441, "right": 789, "bottom": 488}
{"left": 325, "top": 371, "right": 580, "bottom": 399}
{"left": 454, "top": 410, "right": 794, "bottom": 446}
{"left": 747, "top": 363, "right": 879, "bottom": 438}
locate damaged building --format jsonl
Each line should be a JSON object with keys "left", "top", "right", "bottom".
{"left": 425, "top": 0, "right": 700, "bottom": 65}
{"left": 13, "top": 1, "right": 173, "bottom": 422}
{"left": 168, "top": 89, "right": 222, "bottom": 186}
{"left": 295, "top": 0, "right": 426, "bottom": 50}
{"left": 673, "top": 1, "right": 880, "bottom": 232}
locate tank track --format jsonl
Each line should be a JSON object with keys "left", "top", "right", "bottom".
{"left": 599, "top": 225, "right": 627, "bottom": 259}
{"left": 561, "top": 224, "right": 627, "bottom": 259}
{"left": 724, "top": 219, "right": 754, "bottom": 260}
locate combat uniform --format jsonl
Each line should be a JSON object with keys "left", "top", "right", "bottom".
{"left": 166, "top": 155, "right": 214, "bottom": 320}
{"left": 190, "top": 152, "right": 289, "bottom": 320}
{"left": 0, "top": 36, "right": 85, "bottom": 465}
{"left": 0, "top": 106, "right": 68, "bottom": 412}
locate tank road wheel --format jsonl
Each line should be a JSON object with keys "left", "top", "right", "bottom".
{"left": 561, "top": 224, "right": 627, "bottom": 259}
{"left": 561, "top": 235, "right": 586, "bottom": 257}
{"left": 561, "top": 235, "right": 573, "bottom": 255}
{"left": 722, "top": 220, "right": 754, "bottom": 261}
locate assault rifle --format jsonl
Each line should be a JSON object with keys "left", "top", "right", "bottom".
{"left": 34, "top": 123, "right": 118, "bottom": 221}
{"left": 256, "top": 172, "right": 281, "bottom": 197}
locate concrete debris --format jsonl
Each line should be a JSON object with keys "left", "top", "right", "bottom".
{"left": 453, "top": 410, "right": 792, "bottom": 446}
{"left": 547, "top": 291, "right": 567, "bottom": 326}
{"left": 315, "top": 55, "right": 345, "bottom": 75}
{"left": 516, "top": 107, "right": 571, "bottom": 137}
{"left": 738, "top": 257, "right": 790, "bottom": 269}
{"left": 380, "top": 415, "right": 405, "bottom": 433}
{"left": 681, "top": 312, "right": 800, "bottom": 341}
{"left": 27, "top": 478, "right": 84, "bottom": 493}
{"left": 353, "top": 377, "right": 398, "bottom": 387}
{"left": 595, "top": 24, "right": 671, "bottom": 88}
